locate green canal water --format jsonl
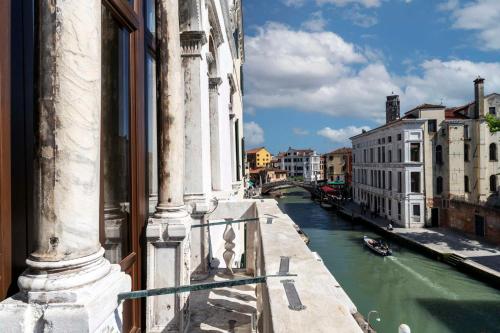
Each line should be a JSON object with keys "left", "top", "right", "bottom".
{"left": 276, "top": 188, "right": 500, "bottom": 333}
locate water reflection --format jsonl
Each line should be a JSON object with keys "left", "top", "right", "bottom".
{"left": 277, "top": 188, "right": 500, "bottom": 333}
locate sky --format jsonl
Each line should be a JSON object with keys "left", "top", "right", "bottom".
{"left": 242, "top": 0, "right": 500, "bottom": 154}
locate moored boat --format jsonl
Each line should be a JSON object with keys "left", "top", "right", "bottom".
{"left": 363, "top": 236, "right": 392, "bottom": 256}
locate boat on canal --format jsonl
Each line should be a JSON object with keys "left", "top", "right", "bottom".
{"left": 363, "top": 236, "right": 392, "bottom": 256}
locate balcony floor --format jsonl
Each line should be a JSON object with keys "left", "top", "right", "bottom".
{"left": 188, "top": 269, "right": 257, "bottom": 333}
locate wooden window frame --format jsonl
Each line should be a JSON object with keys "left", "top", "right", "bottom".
{"left": 0, "top": 0, "right": 12, "bottom": 302}
{"left": 101, "top": 0, "right": 146, "bottom": 331}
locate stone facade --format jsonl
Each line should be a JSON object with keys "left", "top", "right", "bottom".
{"left": 323, "top": 148, "right": 352, "bottom": 185}
{"left": 352, "top": 120, "right": 426, "bottom": 228}
{"left": 279, "top": 148, "right": 321, "bottom": 182}
{"left": 351, "top": 78, "right": 500, "bottom": 238}
{"left": 0, "top": 0, "right": 246, "bottom": 332}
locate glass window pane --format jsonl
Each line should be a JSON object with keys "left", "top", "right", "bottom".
{"left": 146, "top": 53, "right": 158, "bottom": 215}
{"left": 101, "top": 5, "right": 131, "bottom": 264}
{"left": 146, "top": 0, "right": 156, "bottom": 35}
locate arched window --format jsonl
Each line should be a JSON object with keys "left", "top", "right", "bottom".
{"left": 436, "top": 145, "right": 443, "bottom": 165}
{"left": 491, "top": 175, "right": 498, "bottom": 193}
{"left": 490, "top": 143, "right": 497, "bottom": 161}
{"left": 436, "top": 176, "right": 443, "bottom": 194}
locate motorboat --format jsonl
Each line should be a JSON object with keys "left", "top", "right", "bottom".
{"left": 363, "top": 236, "right": 392, "bottom": 256}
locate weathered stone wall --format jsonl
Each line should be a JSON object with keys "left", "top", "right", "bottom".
{"left": 445, "top": 199, "right": 500, "bottom": 244}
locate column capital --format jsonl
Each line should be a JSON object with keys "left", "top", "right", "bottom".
{"left": 209, "top": 77, "right": 222, "bottom": 92}
{"left": 180, "top": 31, "right": 207, "bottom": 57}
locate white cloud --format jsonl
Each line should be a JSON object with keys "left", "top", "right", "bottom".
{"left": 244, "top": 121, "right": 265, "bottom": 146}
{"left": 343, "top": 6, "right": 378, "bottom": 27}
{"left": 443, "top": 0, "right": 500, "bottom": 50}
{"left": 318, "top": 126, "right": 371, "bottom": 143}
{"left": 301, "top": 11, "right": 328, "bottom": 32}
{"left": 245, "top": 22, "right": 500, "bottom": 123}
{"left": 293, "top": 128, "right": 310, "bottom": 135}
{"left": 282, "top": 0, "right": 307, "bottom": 7}
{"left": 317, "top": 0, "right": 382, "bottom": 7}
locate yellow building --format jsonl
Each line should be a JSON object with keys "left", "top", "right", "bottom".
{"left": 246, "top": 147, "right": 272, "bottom": 169}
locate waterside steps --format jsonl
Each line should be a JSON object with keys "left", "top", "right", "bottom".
{"left": 445, "top": 253, "right": 466, "bottom": 267}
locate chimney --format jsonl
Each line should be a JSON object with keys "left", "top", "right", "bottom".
{"left": 474, "top": 76, "right": 485, "bottom": 118}
{"left": 386, "top": 95, "right": 400, "bottom": 124}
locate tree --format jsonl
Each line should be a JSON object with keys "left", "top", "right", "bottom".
{"left": 486, "top": 114, "right": 500, "bottom": 133}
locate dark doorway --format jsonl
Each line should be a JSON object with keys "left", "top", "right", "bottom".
{"left": 431, "top": 208, "right": 439, "bottom": 228}
{"left": 475, "top": 215, "right": 486, "bottom": 237}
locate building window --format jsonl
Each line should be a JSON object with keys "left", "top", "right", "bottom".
{"left": 436, "top": 176, "right": 443, "bottom": 194}
{"left": 428, "top": 119, "right": 437, "bottom": 133}
{"left": 397, "top": 133, "right": 402, "bottom": 141}
{"left": 410, "top": 172, "right": 421, "bottom": 193}
{"left": 464, "top": 144, "right": 470, "bottom": 162}
{"left": 398, "top": 202, "right": 401, "bottom": 220}
{"left": 388, "top": 171, "right": 392, "bottom": 189}
{"left": 388, "top": 136, "right": 392, "bottom": 143}
{"left": 490, "top": 175, "right": 497, "bottom": 193}
{"left": 382, "top": 171, "right": 386, "bottom": 189}
{"left": 398, "top": 172, "right": 402, "bottom": 193}
{"left": 382, "top": 147, "right": 386, "bottom": 163}
{"left": 489, "top": 107, "right": 496, "bottom": 115}
{"left": 464, "top": 125, "right": 471, "bottom": 140}
{"left": 398, "top": 149, "right": 402, "bottom": 162}
{"left": 490, "top": 143, "right": 497, "bottom": 161}
{"left": 377, "top": 147, "right": 381, "bottom": 162}
{"left": 436, "top": 145, "right": 443, "bottom": 165}
{"left": 388, "top": 149, "right": 392, "bottom": 162}
{"left": 410, "top": 143, "right": 420, "bottom": 162}
{"left": 412, "top": 204, "right": 421, "bottom": 217}
{"left": 464, "top": 175, "right": 470, "bottom": 193}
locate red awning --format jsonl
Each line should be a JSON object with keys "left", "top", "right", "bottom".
{"left": 320, "top": 186, "right": 336, "bottom": 194}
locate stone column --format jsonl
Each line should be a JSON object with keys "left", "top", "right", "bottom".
{"left": 181, "top": 31, "right": 212, "bottom": 277}
{"left": 181, "top": 31, "right": 211, "bottom": 212}
{"left": 146, "top": 0, "right": 191, "bottom": 332}
{"left": 0, "top": 1, "right": 130, "bottom": 332}
{"left": 209, "top": 75, "right": 223, "bottom": 191}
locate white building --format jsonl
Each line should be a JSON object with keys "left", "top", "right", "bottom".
{"left": 351, "top": 96, "right": 426, "bottom": 228}
{"left": 280, "top": 148, "right": 321, "bottom": 182}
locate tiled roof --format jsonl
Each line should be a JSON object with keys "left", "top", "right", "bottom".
{"left": 405, "top": 103, "right": 445, "bottom": 114}
{"left": 327, "top": 147, "right": 352, "bottom": 155}
{"left": 445, "top": 102, "right": 473, "bottom": 119}
{"left": 246, "top": 147, "right": 266, "bottom": 154}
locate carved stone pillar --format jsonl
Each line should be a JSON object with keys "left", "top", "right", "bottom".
{"left": 209, "top": 76, "right": 223, "bottom": 191}
{"left": 181, "top": 31, "right": 212, "bottom": 278}
{"left": 181, "top": 31, "right": 210, "bottom": 212}
{"left": 146, "top": 0, "right": 191, "bottom": 332}
{"left": 0, "top": 1, "right": 130, "bottom": 332}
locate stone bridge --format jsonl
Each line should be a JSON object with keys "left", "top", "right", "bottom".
{"left": 261, "top": 180, "right": 316, "bottom": 194}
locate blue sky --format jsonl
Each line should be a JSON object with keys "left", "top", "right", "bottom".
{"left": 242, "top": 0, "right": 500, "bottom": 154}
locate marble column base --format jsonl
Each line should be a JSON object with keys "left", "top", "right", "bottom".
{"left": 0, "top": 264, "right": 131, "bottom": 333}
{"left": 146, "top": 210, "right": 191, "bottom": 333}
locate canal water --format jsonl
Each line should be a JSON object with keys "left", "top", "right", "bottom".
{"left": 276, "top": 188, "right": 500, "bottom": 333}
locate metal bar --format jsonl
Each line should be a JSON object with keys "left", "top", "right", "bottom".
{"left": 281, "top": 279, "right": 306, "bottom": 311}
{"left": 118, "top": 274, "right": 296, "bottom": 302}
{"left": 191, "top": 217, "right": 261, "bottom": 228}
{"left": 278, "top": 256, "right": 290, "bottom": 275}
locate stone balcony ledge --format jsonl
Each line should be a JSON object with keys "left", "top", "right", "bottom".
{"left": 254, "top": 200, "right": 362, "bottom": 333}
{"left": 199, "top": 198, "right": 363, "bottom": 333}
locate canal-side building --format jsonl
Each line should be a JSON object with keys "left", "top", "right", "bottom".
{"left": 323, "top": 148, "right": 353, "bottom": 185}
{"left": 351, "top": 110, "right": 426, "bottom": 228}
{"left": 280, "top": 148, "right": 321, "bottom": 182}
{"left": 320, "top": 154, "right": 326, "bottom": 181}
{"left": 246, "top": 146, "right": 272, "bottom": 169}
{"left": 351, "top": 78, "right": 500, "bottom": 239}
